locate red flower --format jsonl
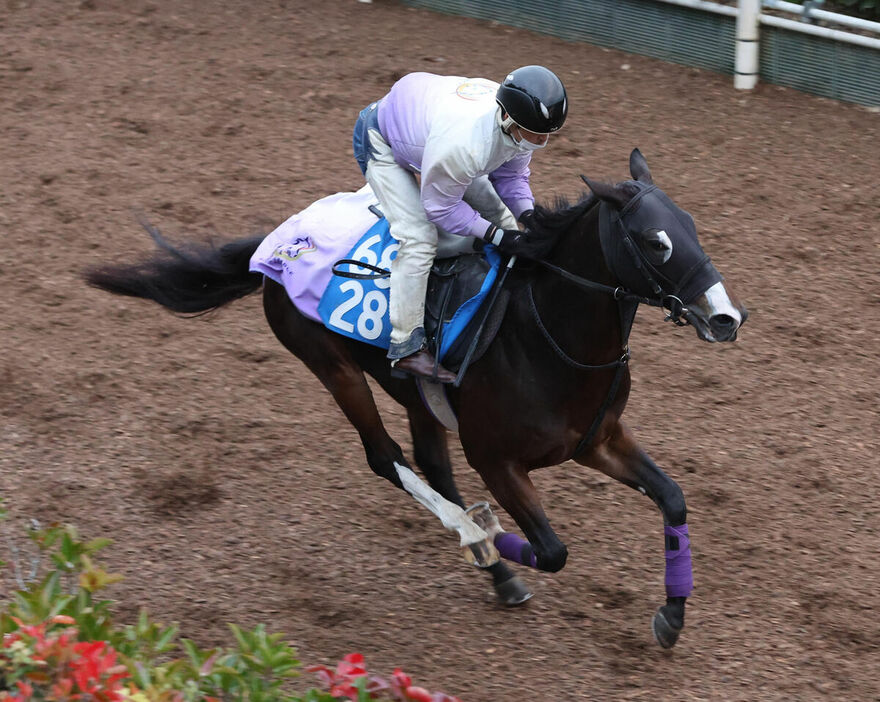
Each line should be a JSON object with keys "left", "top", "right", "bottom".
{"left": 50, "top": 677, "right": 74, "bottom": 699}
{"left": 308, "top": 653, "right": 461, "bottom": 702}
{"left": 10, "top": 618, "right": 46, "bottom": 641}
{"left": 329, "top": 681, "right": 361, "bottom": 698}
{"left": 65, "top": 640, "right": 128, "bottom": 700}
{"left": 392, "top": 668, "right": 412, "bottom": 688}
{"left": 306, "top": 663, "right": 336, "bottom": 686}
{"left": 404, "top": 686, "right": 433, "bottom": 702}
{"left": 336, "top": 652, "right": 367, "bottom": 679}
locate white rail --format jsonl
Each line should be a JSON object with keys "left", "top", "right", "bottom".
{"left": 761, "top": 12, "right": 880, "bottom": 49}
{"left": 653, "top": 0, "right": 738, "bottom": 16}
{"left": 737, "top": 0, "right": 761, "bottom": 89}
{"left": 763, "top": 0, "right": 880, "bottom": 35}
{"left": 653, "top": 0, "right": 880, "bottom": 90}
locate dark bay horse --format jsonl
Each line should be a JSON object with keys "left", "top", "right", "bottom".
{"left": 85, "top": 149, "right": 746, "bottom": 648}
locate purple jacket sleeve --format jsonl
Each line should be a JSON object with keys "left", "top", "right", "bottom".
{"left": 419, "top": 145, "right": 492, "bottom": 239}
{"left": 488, "top": 154, "right": 535, "bottom": 221}
{"left": 420, "top": 148, "right": 536, "bottom": 238}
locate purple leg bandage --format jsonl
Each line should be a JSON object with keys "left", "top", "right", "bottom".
{"left": 494, "top": 532, "right": 538, "bottom": 568}
{"left": 664, "top": 523, "right": 693, "bottom": 598}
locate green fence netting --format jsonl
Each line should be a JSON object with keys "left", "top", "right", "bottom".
{"left": 401, "top": 0, "right": 880, "bottom": 106}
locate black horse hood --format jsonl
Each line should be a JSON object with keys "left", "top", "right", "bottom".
{"left": 598, "top": 182, "right": 722, "bottom": 304}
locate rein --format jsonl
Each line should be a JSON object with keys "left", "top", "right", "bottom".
{"left": 529, "top": 253, "right": 690, "bottom": 373}
{"left": 526, "top": 281, "right": 630, "bottom": 370}
{"left": 332, "top": 259, "right": 390, "bottom": 280}
{"left": 525, "top": 193, "right": 695, "bottom": 455}
{"left": 525, "top": 262, "right": 641, "bottom": 456}
{"left": 536, "top": 259, "right": 691, "bottom": 327}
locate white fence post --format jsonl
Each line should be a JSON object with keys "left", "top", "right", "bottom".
{"left": 735, "top": 0, "right": 761, "bottom": 89}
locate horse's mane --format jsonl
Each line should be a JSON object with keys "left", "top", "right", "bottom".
{"left": 531, "top": 191, "right": 598, "bottom": 238}
{"left": 531, "top": 180, "right": 645, "bottom": 239}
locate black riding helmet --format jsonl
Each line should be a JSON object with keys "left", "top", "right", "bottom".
{"left": 496, "top": 65, "right": 568, "bottom": 134}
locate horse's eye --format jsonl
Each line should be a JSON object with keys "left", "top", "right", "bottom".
{"left": 640, "top": 229, "right": 672, "bottom": 264}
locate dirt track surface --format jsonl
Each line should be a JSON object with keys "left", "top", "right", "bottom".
{"left": 2, "top": 1, "right": 879, "bottom": 699}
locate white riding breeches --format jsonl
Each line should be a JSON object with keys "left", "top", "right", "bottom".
{"left": 363, "top": 128, "right": 518, "bottom": 359}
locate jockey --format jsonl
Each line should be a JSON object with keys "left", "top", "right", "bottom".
{"left": 353, "top": 65, "right": 567, "bottom": 383}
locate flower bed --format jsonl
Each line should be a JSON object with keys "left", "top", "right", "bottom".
{"left": 0, "top": 504, "right": 460, "bottom": 702}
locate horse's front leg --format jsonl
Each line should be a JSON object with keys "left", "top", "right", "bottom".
{"left": 474, "top": 462, "right": 569, "bottom": 573}
{"left": 575, "top": 419, "right": 691, "bottom": 648}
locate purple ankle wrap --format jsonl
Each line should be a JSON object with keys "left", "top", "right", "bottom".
{"left": 664, "top": 523, "right": 693, "bottom": 598}
{"left": 494, "top": 532, "right": 538, "bottom": 568}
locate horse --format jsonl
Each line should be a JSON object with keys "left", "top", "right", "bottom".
{"left": 85, "top": 149, "right": 746, "bottom": 648}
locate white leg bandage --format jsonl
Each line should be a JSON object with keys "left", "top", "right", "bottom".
{"left": 394, "top": 462, "right": 487, "bottom": 546}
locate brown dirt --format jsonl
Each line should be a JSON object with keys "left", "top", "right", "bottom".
{"left": 1, "top": 1, "right": 879, "bottom": 700}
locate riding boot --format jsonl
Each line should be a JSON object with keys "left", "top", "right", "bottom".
{"left": 390, "top": 349, "right": 456, "bottom": 383}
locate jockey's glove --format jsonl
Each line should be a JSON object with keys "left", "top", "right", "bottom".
{"left": 484, "top": 223, "right": 554, "bottom": 260}
{"left": 518, "top": 209, "right": 536, "bottom": 230}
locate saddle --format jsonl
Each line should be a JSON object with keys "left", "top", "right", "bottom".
{"left": 424, "top": 251, "right": 511, "bottom": 374}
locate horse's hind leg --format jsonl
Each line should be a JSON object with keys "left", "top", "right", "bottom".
{"left": 262, "top": 281, "right": 490, "bottom": 559}
{"left": 472, "top": 460, "right": 570, "bottom": 574}
{"left": 264, "top": 281, "right": 409, "bottom": 488}
{"left": 407, "top": 405, "right": 532, "bottom": 605}
{"left": 574, "top": 419, "right": 691, "bottom": 649}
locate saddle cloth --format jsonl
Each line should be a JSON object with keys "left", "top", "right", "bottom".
{"left": 249, "top": 186, "right": 505, "bottom": 364}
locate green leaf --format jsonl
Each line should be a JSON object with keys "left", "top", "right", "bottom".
{"left": 156, "top": 623, "right": 180, "bottom": 653}
{"left": 132, "top": 661, "right": 153, "bottom": 689}
{"left": 354, "top": 676, "right": 373, "bottom": 702}
{"left": 84, "top": 537, "right": 113, "bottom": 554}
{"left": 301, "top": 690, "right": 339, "bottom": 702}
{"left": 181, "top": 638, "right": 208, "bottom": 667}
{"left": 228, "top": 622, "right": 250, "bottom": 652}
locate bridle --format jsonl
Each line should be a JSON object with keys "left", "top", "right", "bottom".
{"left": 525, "top": 189, "right": 711, "bottom": 456}
{"left": 527, "top": 189, "right": 702, "bottom": 371}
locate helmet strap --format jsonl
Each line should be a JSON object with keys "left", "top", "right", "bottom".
{"left": 501, "top": 114, "right": 529, "bottom": 148}
{"left": 500, "top": 114, "right": 517, "bottom": 135}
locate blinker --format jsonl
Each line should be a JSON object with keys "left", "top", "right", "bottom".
{"left": 599, "top": 182, "right": 722, "bottom": 306}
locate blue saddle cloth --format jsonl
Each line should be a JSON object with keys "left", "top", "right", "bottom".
{"left": 316, "top": 218, "right": 502, "bottom": 362}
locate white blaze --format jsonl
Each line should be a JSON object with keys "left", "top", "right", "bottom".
{"left": 701, "top": 281, "right": 742, "bottom": 325}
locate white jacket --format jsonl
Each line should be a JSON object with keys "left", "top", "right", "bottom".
{"left": 376, "top": 72, "right": 536, "bottom": 238}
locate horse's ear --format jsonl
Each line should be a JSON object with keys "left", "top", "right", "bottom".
{"left": 629, "top": 148, "right": 653, "bottom": 184}
{"left": 580, "top": 174, "right": 629, "bottom": 210}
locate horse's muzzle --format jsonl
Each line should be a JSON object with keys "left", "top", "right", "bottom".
{"left": 709, "top": 313, "right": 740, "bottom": 342}
{"left": 686, "top": 282, "right": 746, "bottom": 343}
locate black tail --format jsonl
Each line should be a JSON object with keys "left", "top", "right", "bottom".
{"left": 84, "top": 219, "right": 265, "bottom": 314}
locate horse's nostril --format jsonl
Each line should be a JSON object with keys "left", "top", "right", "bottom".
{"left": 709, "top": 314, "right": 737, "bottom": 335}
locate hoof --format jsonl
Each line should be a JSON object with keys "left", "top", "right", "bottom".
{"left": 651, "top": 608, "right": 682, "bottom": 648}
{"left": 494, "top": 575, "right": 532, "bottom": 606}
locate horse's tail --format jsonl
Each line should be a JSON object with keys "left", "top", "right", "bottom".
{"left": 84, "top": 219, "right": 265, "bottom": 314}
